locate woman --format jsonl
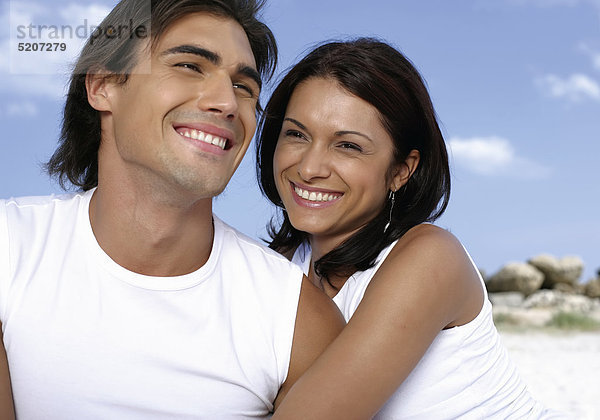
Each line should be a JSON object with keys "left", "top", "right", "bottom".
{"left": 257, "top": 38, "right": 561, "bottom": 418}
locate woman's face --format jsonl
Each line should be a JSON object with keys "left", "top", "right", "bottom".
{"left": 273, "top": 77, "right": 405, "bottom": 247}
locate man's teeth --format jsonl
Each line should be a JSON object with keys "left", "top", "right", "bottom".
{"left": 179, "top": 129, "right": 227, "bottom": 150}
{"left": 294, "top": 186, "right": 340, "bottom": 202}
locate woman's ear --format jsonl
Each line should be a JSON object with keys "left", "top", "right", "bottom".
{"left": 86, "top": 71, "right": 115, "bottom": 112}
{"left": 391, "top": 149, "right": 420, "bottom": 191}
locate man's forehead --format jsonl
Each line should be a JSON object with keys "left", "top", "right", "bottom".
{"left": 153, "top": 12, "right": 257, "bottom": 69}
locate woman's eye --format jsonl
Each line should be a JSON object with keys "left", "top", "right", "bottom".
{"left": 285, "top": 130, "right": 306, "bottom": 139}
{"left": 339, "top": 142, "right": 362, "bottom": 152}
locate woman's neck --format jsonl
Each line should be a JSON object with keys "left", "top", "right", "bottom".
{"left": 309, "top": 235, "right": 338, "bottom": 264}
{"left": 307, "top": 238, "right": 353, "bottom": 298}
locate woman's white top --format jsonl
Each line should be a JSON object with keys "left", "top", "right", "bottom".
{"left": 292, "top": 240, "right": 564, "bottom": 419}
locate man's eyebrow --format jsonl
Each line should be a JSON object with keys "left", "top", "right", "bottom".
{"left": 161, "top": 44, "right": 262, "bottom": 90}
{"left": 161, "top": 45, "right": 220, "bottom": 65}
{"left": 238, "top": 64, "right": 262, "bottom": 90}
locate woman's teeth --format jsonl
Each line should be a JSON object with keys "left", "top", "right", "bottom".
{"left": 294, "top": 186, "right": 340, "bottom": 202}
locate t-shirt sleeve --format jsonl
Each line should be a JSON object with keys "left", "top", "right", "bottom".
{"left": 273, "top": 262, "right": 303, "bottom": 387}
{"left": 0, "top": 200, "right": 10, "bottom": 324}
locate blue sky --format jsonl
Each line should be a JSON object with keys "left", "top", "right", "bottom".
{"left": 1, "top": 0, "right": 599, "bottom": 282}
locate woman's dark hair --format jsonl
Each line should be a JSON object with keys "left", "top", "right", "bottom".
{"left": 46, "top": 0, "right": 277, "bottom": 191}
{"left": 256, "top": 38, "right": 450, "bottom": 281}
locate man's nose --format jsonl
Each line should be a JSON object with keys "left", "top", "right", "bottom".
{"left": 196, "top": 73, "right": 239, "bottom": 120}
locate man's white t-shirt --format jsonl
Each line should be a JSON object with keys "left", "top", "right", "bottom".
{"left": 0, "top": 189, "right": 303, "bottom": 419}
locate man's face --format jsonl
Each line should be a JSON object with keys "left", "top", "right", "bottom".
{"left": 100, "top": 12, "right": 260, "bottom": 199}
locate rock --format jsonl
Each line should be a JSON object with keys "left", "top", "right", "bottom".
{"left": 528, "top": 254, "right": 584, "bottom": 288}
{"left": 553, "top": 282, "right": 585, "bottom": 295}
{"left": 585, "top": 277, "right": 600, "bottom": 299}
{"left": 492, "top": 306, "right": 554, "bottom": 327}
{"left": 524, "top": 290, "right": 600, "bottom": 313}
{"left": 489, "top": 292, "right": 525, "bottom": 307}
{"left": 486, "top": 262, "right": 544, "bottom": 296}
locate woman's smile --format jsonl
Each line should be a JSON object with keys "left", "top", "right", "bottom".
{"left": 273, "top": 77, "right": 400, "bottom": 243}
{"left": 289, "top": 181, "right": 343, "bottom": 208}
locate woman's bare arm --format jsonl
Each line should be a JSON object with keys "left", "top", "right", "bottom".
{"left": 273, "top": 225, "right": 483, "bottom": 419}
{"left": 274, "top": 276, "right": 346, "bottom": 409}
{"left": 0, "top": 324, "right": 15, "bottom": 420}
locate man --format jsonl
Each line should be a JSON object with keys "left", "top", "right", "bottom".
{"left": 0, "top": 0, "right": 344, "bottom": 418}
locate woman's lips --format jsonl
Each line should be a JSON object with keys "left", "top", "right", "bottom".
{"left": 289, "top": 182, "right": 342, "bottom": 208}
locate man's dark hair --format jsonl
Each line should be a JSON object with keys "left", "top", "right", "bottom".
{"left": 256, "top": 38, "right": 450, "bottom": 282}
{"left": 47, "top": 0, "right": 277, "bottom": 191}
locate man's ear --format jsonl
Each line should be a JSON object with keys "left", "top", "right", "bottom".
{"left": 86, "top": 71, "right": 116, "bottom": 112}
{"left": 391, "top": 149, "right": 420, "bottom": 191}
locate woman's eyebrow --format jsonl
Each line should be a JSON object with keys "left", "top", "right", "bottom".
{"left": 283, "top": 117, "right": 307, "bottom": 130}
{"left": 335, "top": 130, "right": 373, "bottom": 143}
{"left": 284, "top": 118, "right": 373, "bottom": 142}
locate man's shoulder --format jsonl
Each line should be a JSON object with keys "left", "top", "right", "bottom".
{"left": 2, "top": 191, "right": 89, "bottom": 230}
{"left": 2, "top": 191, "right": 84, "bottom": 210}
{"left": 214, "top": 216, "right": 301, "bottom": 272}
{"left": 214, "top": 217, "right": 291, "bottom": 264}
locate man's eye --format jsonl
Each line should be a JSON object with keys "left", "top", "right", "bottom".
{"left": 175, "top": 63, "right": 202, "bottom": 73}
{"left": 233, "top": 83, "right": 255, "bottom": 98}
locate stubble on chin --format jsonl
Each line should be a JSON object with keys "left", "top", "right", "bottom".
{"left": 157, "top": 148, "right": 230, "bottom": 199}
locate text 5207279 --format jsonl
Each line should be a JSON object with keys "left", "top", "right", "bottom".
{"left": 17, "top": 42, "right": 67, "bottom": 52}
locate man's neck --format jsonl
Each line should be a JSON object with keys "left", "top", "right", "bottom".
{"left": 89, "top": 184, "right": 215, "bottom": 277}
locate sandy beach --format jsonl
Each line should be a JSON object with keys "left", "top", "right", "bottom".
{"left": 499, "top": 331, "right": 600, "bottom": 419}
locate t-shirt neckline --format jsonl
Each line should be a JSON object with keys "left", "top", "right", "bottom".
{"left": 79, "top": 188, "right": 221, "bottom": 291}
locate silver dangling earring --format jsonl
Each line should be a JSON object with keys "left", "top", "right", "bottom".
{"left": 384, "top": 190, "right": 396, "bottom": 233}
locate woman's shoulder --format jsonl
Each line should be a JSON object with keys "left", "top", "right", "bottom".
{"left": 379, "top": 224, "right": 484, "bottom": 327}
{"left": 387, "top": 224, "right": 478, "bottom": 283}
{"left": 391, "top": 224, "right": 465, "bottom": 263}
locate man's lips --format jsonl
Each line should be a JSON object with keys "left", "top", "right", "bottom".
{"left": 173, "top": 123, "right": 235, "bottom": 151}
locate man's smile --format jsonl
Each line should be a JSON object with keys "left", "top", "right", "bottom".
{"left": 175, "top": 127, "right": 228, "bottom": 150}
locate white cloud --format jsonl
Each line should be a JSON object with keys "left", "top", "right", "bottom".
{"left": 0, "top": 39, "right": 8, "bottom": 73}
{"left": 507, "top": 0, "right": 600, "bottom": 21}
{"left": 7, "top": 2, "right": 111, "bottom": 76}
{"left": 578, "top": 43, "right": 600, "bottom": 71}
{"left": 3, "top": 101, "right": 39, "bottom": 117}
{"left": 508, "top": 0, "right": 580, "bottom": 6}
{"left": 0, "top": 4, "right": 9, "bottom": 39}
{"left": 448, "top": 136, "right": 551, "bottom": 179}
{"left": 0, "top": 74, "right": 67, "bottom": 99}
{"left": 60, "top": 4, "right": 112, "bottom": 24}
{"left": 535, "top": 73, "right": 600, "bottom": 102}
{"left": 0, "top": 1, "right": 110, "bottom": 99}
{"left": 449, "top": 137, "right": 512, "bottom": 173}
{"left": 509, "top": 0, "right": 600, "bottom": 9}
{"left": 0, "top": 36, "right": 68, "bottom": 98}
